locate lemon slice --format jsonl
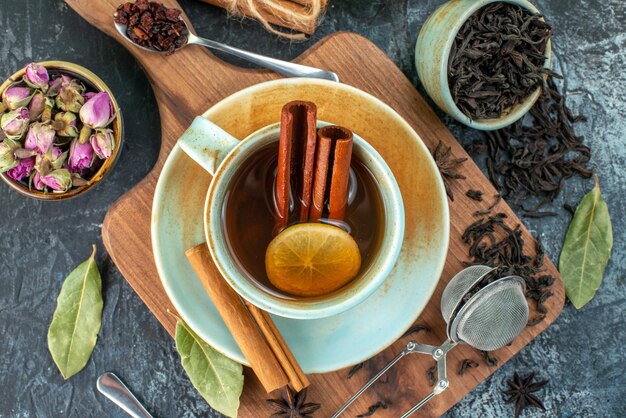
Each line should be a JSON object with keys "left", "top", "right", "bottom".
{"left": 265, "top": 223, "right": 362, "bottom": 297}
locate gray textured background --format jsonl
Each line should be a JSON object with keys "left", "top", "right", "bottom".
{"left": 0, "top": 0, "right": 624, "bottom": 417}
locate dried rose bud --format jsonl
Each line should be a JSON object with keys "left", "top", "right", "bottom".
{"left": 47, "top": 77, "right": 63, "bottom": 97}
{"left": 32, "top": 171, "right": 45, "bottom": 190}
{"left": 90, "top": 128, "right": 115, "bottom": 159}
{"left": 28, "top": 92, "right": 46, "bottom": 121}
{"left": 0, "top": 138, "right": 20, "bottom": 173}
{"left": 6, "top": 155, "right": 35, "bottom": 181}
{"left": 1, "top": 108, "right": 30, "bottom": 140}
{"left": 2, "top": 84, "right": 34, "bottom": 111}
{"left": 56, "top": 85, "right": 85, "bottom": 113}
{"left": 52, "top": 112, "right": 79, "bottom": 138}
{"left": 40, "top": 97, "right": 55, "bottom": 122}
{"left": 35, "top": 145, "right": 67, "bottom": 177}
{"left": 40, "top": 168, "right": 72, "bottom": 192}
{"left": 50, "top": 146, "right": 68, "bottom": 170}
{"left": 24, "top": 63, "right": 50, "bottom": 92}
{"left": 25, "top": 122, "right": 56, "bottom": 155}
{"left": 79, "top": 92, "right": 115, "bottom": 143}
{"left": 69, "top": 137, "right": 95, "bottom": 173}
{"left": 71, "top": 172, "right": 89, "bottom": 187}
{"left": 83, "top": 92, "right": 96, "bottom": 101}
{"left": 48, "top": 75, "right": 84, "bottom": 97}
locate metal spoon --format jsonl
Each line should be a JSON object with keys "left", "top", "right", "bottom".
{"left": 97, "top": 372, "right": 153, "bottom": 418}
{"left": 113, "top": 18, "right": 339, "bottom": 82}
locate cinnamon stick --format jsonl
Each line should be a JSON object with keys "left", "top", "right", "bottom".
{"left": 186, "top": 244, "right": 300, "bottom": 393}
{"left": 245, "top": 303, "right": 309, "bottom": 391}
{"left": 275, "top": 101, "right": 318, "bottom": 233}
{"left": 310, "top": 125, "right": 353, "bottom": 221}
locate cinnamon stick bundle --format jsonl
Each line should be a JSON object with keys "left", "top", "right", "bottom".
{"left": 310, "top": 126, "right": 353, "bottom": 221}
{"left": 198, "top": 0, "right": 328, "bottom": 38}
{"left": 274, "top": 101, "right": 354, "bottom": 234}
{"left": 186, "top": 243, "right": 309, "bottom": 393}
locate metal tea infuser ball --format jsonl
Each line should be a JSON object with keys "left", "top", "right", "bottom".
{"left": 333, "top": 265, "right": 529, "bottom": 417}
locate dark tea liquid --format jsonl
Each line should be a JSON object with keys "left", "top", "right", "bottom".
{"left": 222, "top": 142, "right": 385, "bottom": 299}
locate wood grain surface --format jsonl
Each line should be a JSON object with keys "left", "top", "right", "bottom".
{"left": 64, "top": 0, "right": 565, "bottom": 416}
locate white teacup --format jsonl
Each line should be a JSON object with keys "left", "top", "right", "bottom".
{"left": 178, "top": 117, "right": 404, "bottom": 319}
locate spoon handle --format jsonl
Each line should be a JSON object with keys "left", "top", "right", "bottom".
{"left": 97, "top": 372, "right": 154, "bottom": 418}
{"left": 187, "top": 34, "right": 339, "bottom": 82}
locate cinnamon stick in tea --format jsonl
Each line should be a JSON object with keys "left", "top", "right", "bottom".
{"left": 275, "top": 101, "right": 318, "bottom": 233}
{"left": 186, "top": 244, "right": 309, "bottom": 393}
{"left": 310, "top": 125, "right": 353, "bottom": 221}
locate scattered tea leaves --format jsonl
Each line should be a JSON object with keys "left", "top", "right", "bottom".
{"left": 563, "top": 203, "right": 576, "bottom": 216}
{"left": 426, "top": 364, "right": 437, "bottom": 386}
{"left": 476, "top": 74, "right": 592, "bottom": 209}
{"left": 522, "top": 210, "right": 558, "bottom": 219}
{"left": 560, "top": 178, "right": 613, "bottom": 309}
{"left": 175, "top": 319, "right": 244, "bottom": 417}
{"left": 48, "top": 245, "right": 103, "bottom": 380}
{"left": 473, "top": 194, "right": 501, "bottom": 216}
{"left": 480, "top": 350, "right": 498, "bottom": 367}
{"left": 466, "top": 189, "right": 484, "bottom": 201}
{"left": 431, "top": 141, "right": 467, "bottom": 201}
{"left": 357, "top": 401, "right": 389, "bottom": 417}
{"left": 457, "top": 359, "right": 479, "bottom": 376}
{"left": 526, "top": 315, "right": 546, "bottom": 327}
{"left": 463, "top": 213, "right": 555, "bottom": 314}
{"left": 347, "top": 362, "right": 364, "bottom": 379}
{"left": 401, "top": 323, "right": 431, "bottom": 339}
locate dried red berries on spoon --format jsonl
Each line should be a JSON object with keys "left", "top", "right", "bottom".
{"left": 114, "top": 0, "right": 188, "bottom": 54}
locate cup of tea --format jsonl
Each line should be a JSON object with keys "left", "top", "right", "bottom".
{"left": 178, "top": 116, "right": 404, "bottom": 319}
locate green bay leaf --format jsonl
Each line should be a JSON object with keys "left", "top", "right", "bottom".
{"left": 560, "top": 179, "right": 613, "bottom": 309}
{"left": 47, "top": 245, "right": 103, "bottom": 379}
{"left": 175, "top": 319, "right": 244, "bottom": 418}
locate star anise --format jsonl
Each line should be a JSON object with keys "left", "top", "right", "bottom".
{"left": 431, "top": 141, "right": 467, "bottom": 201}
{"left": 502, "top": 372, "right": 548, "bottom": 418}
{"left": 267, "top": 387, "right": 321, "bottom": 418}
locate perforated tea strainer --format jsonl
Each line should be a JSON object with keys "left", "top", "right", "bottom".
{"left": 333, "top": 265, "right": 529, "bottom": 417}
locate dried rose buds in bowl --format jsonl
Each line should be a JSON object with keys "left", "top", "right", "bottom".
{"left": 0, "top": 61, "right": 123, "bottom": 200}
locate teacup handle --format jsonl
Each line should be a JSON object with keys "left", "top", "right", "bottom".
{"left": 177, "top": 117, "right": 240, "bottom": 176}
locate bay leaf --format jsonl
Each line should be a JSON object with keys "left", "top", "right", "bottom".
{"left": 560, "top": 178, "right": 613, "bottom": 309}
{"left": 175, "top": 319, "right": 244, "bottom": 418}
{"left": 47, "top": 245, "right": 103, "bottom": 379}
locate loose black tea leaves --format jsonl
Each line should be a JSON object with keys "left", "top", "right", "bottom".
{"left": 114, "top": 0, "right": 188, "bottom": 54}
{"left": 356, "top": 401, "right": 389, "bottom": 418}
{"left": 457, "top": 359, "right": 479, "bottom": 376}
{"left": 462, "top": 213, "right": 555, "bottom": 315}
{"left": 474, "top": 74, "right": 592, "bottom": 210}
{"left": 466, "top": 189, "right": 484, "bottom": 201}
{"left": 502, "top": 372, "right": 548, "bottom": 418}
{"left": 526, "top": 314, "right": 546, "bottom": 327}
{"left": 474, "top": 194, "right": 501, "bottom": 216}
{"left": 426, "top": 364, "right": 437, "bottom": 386}
{"left": 480, "top": 350, "right": 499, "bottom": 367}
{"left": 432, "top": 141, "right": 467, "bottom": 201}
{"left": 522, "top": 210, "right": 558, "bottom": 219}
{"left": 401, "top": 323, "right": 431, "bottom": 339}
{"left": 448, "top": 2, "right": 552, "bottom": 120}
{"left": 347, "top": 362, "right": 364, "bottom": 379}
{"left": 563, "top": 203, "right": 576, "bottom": 216}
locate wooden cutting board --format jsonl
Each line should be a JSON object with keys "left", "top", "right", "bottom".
{"left": 65, "top": 0, "right": 565, "bottom": 416}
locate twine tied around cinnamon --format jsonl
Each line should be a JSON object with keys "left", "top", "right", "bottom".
{"left": 221, "top": 0, "right": 324, "bottom": 40}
